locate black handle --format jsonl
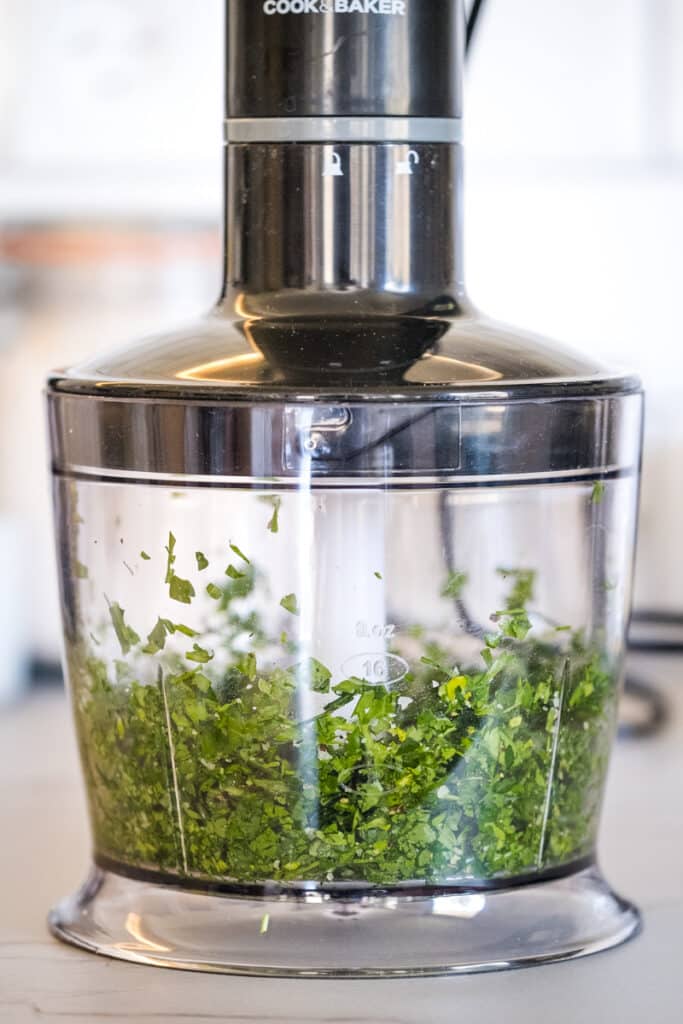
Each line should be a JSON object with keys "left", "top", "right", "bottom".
{"left": 226, "top": 0, "right": 463, "bottom": 121}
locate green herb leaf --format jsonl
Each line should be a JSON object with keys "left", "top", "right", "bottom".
{"left": 107, "top": 600, "right": 140, "bottom": 655}
{"left": 296, "top": 658, "right": 332, "bottom": 693}
{"left": 169, "top": 575, "right": 195, "bottom": 605}
{"left": 226, "top": 564, "right": 246, "bottom": 580}
{"left": 164, "top": 532, "right": 176, "bottom": 584}
{"left": 173, "top": 623, "right": 199, "bottom": 638}
{"left": 195, "top": 552, "right": 209, "bottom": 571}
{"left": 374, "top": 571, "right": 383, "bottom": 580}
{"left": 441, "top": 570, "right": 468, "bottom": 600}
{"left": 265, "top": 496, "right": 281, "bottom": 534}
{"left": 140, "top": 551, "right": 151, "bottom": 561}
{"left": 186, "top": 644, "right": 214, "bottom": 664}
{"left": 142, "top": 618, "right": 168, "bottom": 655}
{"left": 74, "top": 561, "right": 89, "bottom": 580}
{"left": 230, "top": 543, "right": 251, "bottom": 565}
{"left": 206, "top": 582, "right": 222, "bottom": 600}
{"left": 498, "top": 568, "right": 535, "bottom": 611}
{"left": 592, "top": 481, "right": 606, "bottom": 504}
{"left": 236, "top": 652, "right": 257, "bottom": 681}
{"left": 280, "top": 593, "right": 300, "bottom": 616}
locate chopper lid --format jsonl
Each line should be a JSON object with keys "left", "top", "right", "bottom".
{"left": 48, "top": 310, "right": 640, "bottom": 403}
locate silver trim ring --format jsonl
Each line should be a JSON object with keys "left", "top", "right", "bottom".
{"left": 224, "top": 117, "right": 463, "bottom": 145}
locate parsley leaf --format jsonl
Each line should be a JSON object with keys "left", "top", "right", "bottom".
{"left": 169, "top": 575, "right": 195, "bottom": 605}
{"left": 107, "top": 600, "right": 140, "bottom": 655}
{"left": 441, "top": 571, "right": 468, "bottom": 600}
{"left": 186, "top": 644, "right": 214, "bottom": 664}
{"left": 142, "top": 617, "right": 168, "bottom": 655}
{"left": 592, "top": 481, "right": 606, "bottom": 504}
{"left": 265, "top": 496, "right": 281, "bottom": 534}
{"left": 230, "top": 543, "right": 251, "bottom": 565}
{"left": 164, "top": 532, "right": 176, "bottom": 584}
{"left": 280, "top": 593, "right": 300, "bottom": 616}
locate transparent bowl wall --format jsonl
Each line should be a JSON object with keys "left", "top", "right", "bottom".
{"left": 52, "top": 395, "right": 641, "bottom": 895}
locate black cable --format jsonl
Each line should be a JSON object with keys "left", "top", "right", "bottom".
{"left": 620, "top": 675, "right": 670, "bottom": 741}
{"left": 466, "top": 0, "right": 488, "bottom": 56}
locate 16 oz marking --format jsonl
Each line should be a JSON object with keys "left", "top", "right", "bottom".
{"left": 342, "top": 652, "right": 408, "bottom": 686}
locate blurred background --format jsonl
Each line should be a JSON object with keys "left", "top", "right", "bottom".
{"left": 0, "top": 0, "right": 680, "bottom": 701}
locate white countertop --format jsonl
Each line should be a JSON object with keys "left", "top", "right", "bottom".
{"left": 1, "top": 652, "right": 682, "bottom": 1024}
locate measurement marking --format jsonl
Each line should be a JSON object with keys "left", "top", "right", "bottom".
{"left": 537, "top": 658, "right": 569, "bottom": 868}
{"left": 159, "top": 667, "right": 188, "bottom": 874}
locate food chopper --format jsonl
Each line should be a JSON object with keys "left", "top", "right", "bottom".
{"left": 47, "top": 0, "right": 643, "bottom": 976}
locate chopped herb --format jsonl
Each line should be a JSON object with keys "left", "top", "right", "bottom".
{"left": 236, "top": 652, "right": 257, "bottom": 681}
{"left": 169, "top": 575, "right": 195, "bottom": 605}
{"left": 206, "top": 583, "right": 222, "bottom": 601}
{"left": 260, "top": 913, "right": 270, "bottom": 935}
{"left": 280, "top": 593, "right": 300, "bottom": 616}
{"left": 230, "top": 543, "right": 251, "bottom": 565}
{"left": 497, "top": 568, "right": 536, "bottom": 611}
{"left": 374, "top": 571, "right": 383, "bottom": 580}
{"left": 165, "top": 533, "right": 177, "bottom": 585}
{"left": 264, "top": 496, "right": 281, "bottom": 534}
{"left": 297, "top": 658, "right": 332, "bottom": 693}
{"left": 107, "top": 600, "right": 140, "bottom": 656}
{"left": 226, "top": 565, "right": 246, "bottom": 581}
{"left": 163, "top": 532, "right": 196, "bottom": 604}
{"left": 441, "top": 571, "right": 468, "bottom": 600}
{"left": 74, "top": 561, "right": 89, "bottom": 580}
{"left": 77, "top": 554, "right": 616, "bottom": 889}
{"left": 140, "top": 551, "right": 151, "bottom": 561}
{"left": 196, "top": 552, "right": 209, "bottom": 571}
{"left": 592, "top": 481, "right": 606, "bottom": 505}
{"left": 186, "top": 644, "right": 214, "bottom": 665}
{"left": 142, "top": 618, "right": 168, "bottom": 655}
{"left": 178, "top": 624, "right": 199, "bottom": 638}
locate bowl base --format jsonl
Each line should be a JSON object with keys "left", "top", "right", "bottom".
{"left": 49, "top": 864, "right": 640, "bottom": 978}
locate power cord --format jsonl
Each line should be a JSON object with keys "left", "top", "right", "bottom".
{"left": 466, "top": 0, "right": 489, "bottom": 55}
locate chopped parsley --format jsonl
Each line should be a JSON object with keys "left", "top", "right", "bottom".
{"left": 74, "top": 538, "right": 615, "bottom": 890}
{"left": 592, "top": 481, "right": 606, "bottom": 504}
{"left": 280, "top": 593, "right": 300, "bottom": 616}
{"left": 169, "top": 575, "right": 195, "bottom": 605}
{"left": 230, "top": 543, "right": 251, "bottom": 565}
{"left": 441, "top": 571, "right": 468, "bottom": 600}
{"left": 264, "top": 496, "right": 281, "bottom": 534}
{"left": 106, "top": 600, "right": 140, "bottom": 656}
